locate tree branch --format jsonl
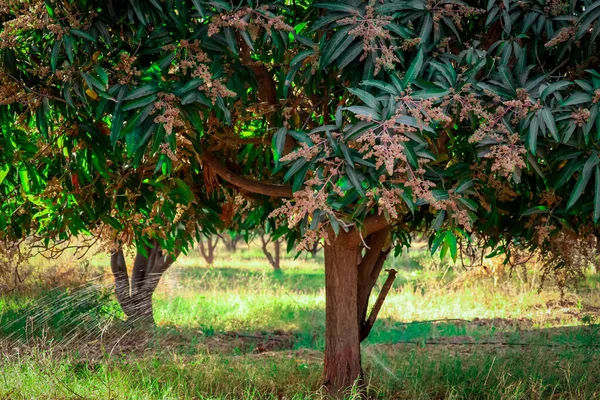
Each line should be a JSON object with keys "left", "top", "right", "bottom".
{"left": 357, "top": 228, "right": 391, "bottom": 328}
{"left": 110, "top": 250, "right": 136, "bottom": 317}
{"left": 347, "top": 214, "right": 390, "bottom": 247}
{"left": 360, "top": 269, "right": 397, "bottom": 342}
{"left": 202, "top": 152, "right": 292, "bottom": 198}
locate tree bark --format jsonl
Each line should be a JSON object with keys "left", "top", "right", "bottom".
{"left": 110, "top": 242, "right": 176, "bottom": 326}
{"left": 322, "top": 223, "right": 394, "bottom": 395}
{"left": 323, "top": 233, "right": 363, "bottom": 394}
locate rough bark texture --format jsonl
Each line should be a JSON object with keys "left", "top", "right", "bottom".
{"left": 322, "top": 223, "right": 394, "bottom": 395}
{"left": 323, "top": 233, "right": 363, "bottom": 394}
{"left": 110, "top": 242, "right": 176, "bottom": 326}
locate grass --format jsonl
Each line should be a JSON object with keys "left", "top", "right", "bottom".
{"left": 1, "top": 241, "right": 600, "bottom": 399}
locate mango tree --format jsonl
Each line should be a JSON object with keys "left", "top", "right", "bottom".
{"left": 2, "top": 0, "right": 600, "bottom": 394}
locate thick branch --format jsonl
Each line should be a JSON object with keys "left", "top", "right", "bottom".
{"left": 240, "top": 40, "right": 277, "bottom": 105}
{"left": 202, "top": 152, "right": 292, "bottom": 198}
{"left": 110, "top": 249, "right": 136, "bottom": 317}
{"left": 360, "top": 269, "right": 397, "bottom": 342}
{"left": 357, "top": 228, "right": 391, "bottom": 328}
{"left": 131, "top": 241, "right": 158, "bottom": 296}
{"left": 347, "top": 214, "right": 390, "bottom": 247}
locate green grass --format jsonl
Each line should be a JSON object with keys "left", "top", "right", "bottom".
{"left": 1, "top": 242, "right": 600, "bottom": 399}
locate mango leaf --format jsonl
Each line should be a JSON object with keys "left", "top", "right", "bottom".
{"left": 528, "top": 114, "right": 539, "bottom": 155}
{"left": 348, "top": 88, "right": 379, "bottom": 109}
{"left": 561, "top": 92, "right": 593, "bottom": 107}
{"left": 320, "top": 26, "right": 354, "bottom": 68}
{"left": 567, "top": 152, "right": 599, "bottom": 209}
{"left": 19, "top": 168, "right": 29, "bottom": 193}
{"left": 272, "top": 127, "right": 287, "bottom": 164}
{"left": 540, "top": 108, "right": 559, "bottom": 142}
{"left": 176, "top": 178, "right": 195, "bottom": 204}
{"left": 0, "top": 165, "right": 9, "bottom": 186}
{"left": 402, "top": 48, "right": 423, "bottom": 88}
{"left": 337, "top": 42, "right": 363, "bottom": 69}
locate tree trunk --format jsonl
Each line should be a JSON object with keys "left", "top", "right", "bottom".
{"left": 323, "top": 233, "right": 363, "bottom": 394}
{"left": 260, "top": 234, "right": 281, "bottom": 270}
{"left": 110, "top": 241, "right": 176, "bottom": 326}
{"left": 198, "top": 236, "right": 218, "bottom": 265}
{"left": 322, "top": 226, "right": 394, "bottom": 396}
{"left": 223, "top": 234, "right": 241, "bottom": 253}
{"left": 274, "top": 239, "right": 280, "bottom": 270}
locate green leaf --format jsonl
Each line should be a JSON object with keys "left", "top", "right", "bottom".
{"left": 124, "top": 83, "right": 160, "bottom": 101}
{"left": 176, "top": 178, "right": 195, "bottom": 203}
{"left": 346, "top": 167, "right": 365, "bottom": 196}
{"left": 402, "top": 49, "right": 423, "bottom": 88}
{"left": 283, "top": 158, "right": 307, "bottom": 182}
{"left": 320, "top": 26, "right": 353, "bottom": 68}
{"left": 313, "top": 2, "right": 358, "bottom": 12}
{"left": 348, "top": 88, "right": 378, "bottom": 109}
{"left": 540, "top": 108, "right": 559, "bottom": 142}
{"left": 344, "top": 106, "right": 380, "bottom": 120}
{"left": 561, "top": 92, "right": 593, "bottom": 107}
{"left": 110, "top": 112, "right": 125, "bottom": 147}
{"left": 19, "top": 168, "right": 29, "bottom": 193}
{"left": 361, "top": 80, "right": 398, "bottom": 95}
{"left": 522, "top": 206, "right": 549, "bottom": 216}
{"left": 528, "top": 114, "right": 538, "bottom": 155}
{"left": 272, "top": 127, "right": 287, "bottom": 164}
{"left": 191, "top": 0, "right": 205, "bottom": 17}
{"left": 445, "top": 231, "right": 457, "bottom": 262}
{"left": 122, "top": 94, "right": 158, "bottom": 112}
{"left": 336, "top": 42, "right": 363, "bottom": 69}
{"left": 51, "top": 40, "right": 61, "bottom": 72}
{"left": 70, "top": 29, "right": 96, "bottom": 42}
{"left": 0, "top": 165, "right": 9, "bottom": 186}
{"left": 567, "top": 153, "right": 599, "bottom": 209}
{"left": 36, "top": 103, "right": 48, "bottom": 138}
{"left": 93, "top": 65, "right": 109, "bottom": 87}
{"left": 411, "top": 88, "right": 450, "bottom": 100}
{"left": 100, "top": 215, "right": 123, "bottom": 230}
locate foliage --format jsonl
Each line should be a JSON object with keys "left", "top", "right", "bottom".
{"left": 1, "top": 0, "right": 600, "bottom": 279}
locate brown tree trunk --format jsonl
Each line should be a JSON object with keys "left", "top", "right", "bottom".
{"left": 110, "top": 241, "right": 176, "bottom": 326}
{"left": 323, "top": 233, "right": 363, "bottom": 394}
{"left": 223, "top": 234, "right": 241, "bottom": 253}
{"left": 198, "top": 236, "right": 218, "bottom": 265}
{"left": 260, "top": 234, "right": 281, "bottom": 270}
{"left": 274, "top": 239, "right": 280, "bottom": 269}
{"left": 322, "top": 224, "right": 395, "bottom": 396}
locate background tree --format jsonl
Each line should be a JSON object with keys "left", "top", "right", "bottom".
{"left": 258, "top": 230, "right": 282, "bottom": 271}
{"left": 2, "top": 0, "right": 600, "bottom": 395}
{"left": 197, "top": 235, "right": 220, "bottom": 265}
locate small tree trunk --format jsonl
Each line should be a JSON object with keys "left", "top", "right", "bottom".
{"left": 110, "top": 241, "right": 176, "bottom": 326}
{"left": 274, "top": 239, "right": 281, "bottom": 270}
{"left": 310, "top": 242, "right": 319, "bottom": 259}
{"left": 260, "top": 234, "right": 281, "bottom": 270}
{"left": 223, "top": 234, "right": 241, "bottom": 253}
{"left": 198, "top": 236, "right": 219, "bottom": 265}
{"left": 323, "top": 233, "right": 363, "bottom": 394}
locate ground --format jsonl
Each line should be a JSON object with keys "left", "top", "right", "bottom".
{"left": 1, "top": 242, "right": 600, "bottom": 399}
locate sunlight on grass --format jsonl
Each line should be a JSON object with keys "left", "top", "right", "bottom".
{"left": 2, "top": 241, "right": 600, "bottom": 399}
